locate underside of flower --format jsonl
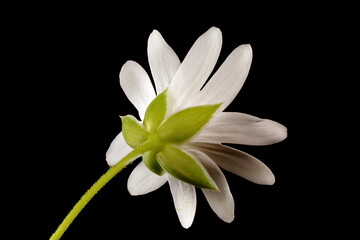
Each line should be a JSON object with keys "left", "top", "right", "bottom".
{"left": 50, "top": 27, "right": 288, "bottom": 240}
{"left": 106, "top": 27, "right": 288, "bottom": 228}
{"left": 121, "top": 89, "right": 222, "bottom": 190}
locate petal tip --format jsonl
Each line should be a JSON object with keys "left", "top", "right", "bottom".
{"left": 243, "top": 43, "right": 252, "bottom": 49}
{"left": 209, "top": 26, "right": 221, "bottom": 31}
{"left": 207, "top": 26, "right": 222, "bottom": 37}
{"left": 149, "top": 29, "right": 162, "bottom": 39}
{"left": 268, "top": 175, "right": 276, "bottom": 185}
{"left": 105, "top": 157, "right": 115, "bottom": 167}
{"left": 263, "top": 119, "right": 288, "bottom": 144}
{"left": 127, "top": 187, "right": 144, "bottom": 196}
{"left": 127, "top": 188, "right": 138, "bottom": 196}
{"left": 274, "top": 123, "right": 288, "bottom": 143}
{"left": 238, "top": 44, "right": 253, "bottom": 56}
{"left": 223, "top": 214, "right": 235, "bottom": 223}
{"left": 262, "top": 172, "right": 276, "bottom": 185}
{"left": 179, "top": 215, "right": 194, "bottom": 228}
{"left": 124, "top": 60, "right": 136, "bottom": 65}
{"left": 120, "top": 60, "right": 138, "bottom": 75}
{"left": 181, "top": 223, "right": 192, "bottom": 229}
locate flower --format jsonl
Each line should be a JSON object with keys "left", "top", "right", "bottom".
{"left": 106, "top": 27, "right": 287, "bottom": 228}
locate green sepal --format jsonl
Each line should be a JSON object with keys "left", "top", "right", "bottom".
{"left": 143, "top": 150, "right": 165, "bottom": 176}
{"left": 121, "top": 115, "right": 149, "bottom": 148}
{"left": 156, "top": 145, "right": 218, "bottom": 190}
{"left": 157, "top": 103, "right": 222, "bottom": 144}
{"left": 143, "top": 89, "right": 168, "bottom": 133}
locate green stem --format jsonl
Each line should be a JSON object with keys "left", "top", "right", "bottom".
{"left": 50, "top": 142, "right": 153, "bottom": 240}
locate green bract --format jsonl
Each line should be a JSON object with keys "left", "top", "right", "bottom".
{"left": 143, "top": 150, "right": 165, "bottom": 175}
{"left": 157, "top": 145, "right": 218, "bottom": 190}
{"left": 143, "top": 89, "right": 167, "bottom": 133}
{"left": 121, "top": 90, "right": 222, "bottom": 190}
{"left": 157, "top": 103, "right": 222, "bottom": 144}
{"left": 121, "top": 115, "right": 148, "bottom": 148}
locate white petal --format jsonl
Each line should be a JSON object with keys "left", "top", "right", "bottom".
{"left": 187, "top": 149, "right": 234, "bottom": 223}
{"left": 196, "top": 44, "right": 253, "bottom": 112}
{"left": 188, "top": 142, "right": 275, "bottom": 185}
{"left": 106, "top": 132, "right": 133, "bottom": 166}
{"left": 148, "top": 30, "right": 181, "bottom": 94}
{"left": 169, "top": 27, "right": 222, "bottom": 113}
{"left": 127, "top": 161, "right": 167, "bottom": 196}
{"left": 120, "top": 61, "right": 156, "bottom": 120}
{"left": 167, "top": 174, "right": 196, "bottom": 228}
{"left": 195, "top": 112, "right": 288, "bottom": 146}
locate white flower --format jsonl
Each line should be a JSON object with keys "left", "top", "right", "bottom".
{"left": 106, "top": 27, "right": 287, "bottom": 228}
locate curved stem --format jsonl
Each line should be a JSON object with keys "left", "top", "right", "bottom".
{"left": 50, "top": 143, "right": 151, "bottom": 240}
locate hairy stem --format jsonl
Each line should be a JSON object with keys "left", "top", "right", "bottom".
{"left": 49, "top": 142, "right": 153, "bottom": 240}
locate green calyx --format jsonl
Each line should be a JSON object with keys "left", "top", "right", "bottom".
{"left": 121, "top": 88, "right": 221, "bottom": 190}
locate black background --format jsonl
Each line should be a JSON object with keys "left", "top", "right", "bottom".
{"left": 9, "top": 4, "right": 349, "bottom": 239}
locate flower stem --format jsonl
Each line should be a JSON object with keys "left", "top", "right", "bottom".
{"left": 49, "top": 142, "right": 152, "bottom": 240}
